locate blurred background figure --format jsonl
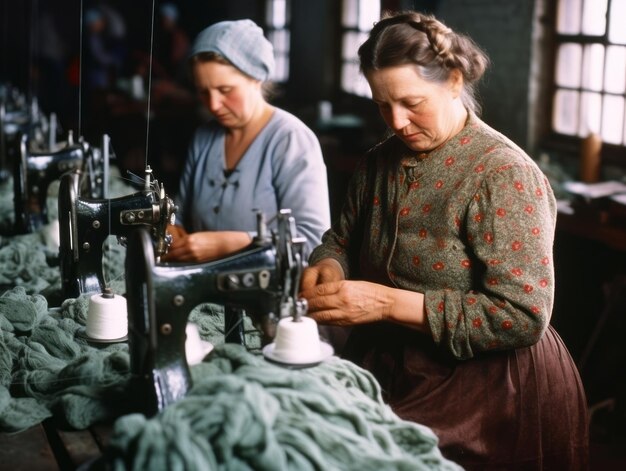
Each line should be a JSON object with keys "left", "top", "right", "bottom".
{"left": 155, "top": 2, "right": 190, "bottom": 82}
{"left": 83, "top": 7, "right": 124, "bottom": 91}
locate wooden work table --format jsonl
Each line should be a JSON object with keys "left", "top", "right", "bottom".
{"left": 0, "top": 421, "right": 111, "bottom": 470}
{"left": 556, "top": 199, "right": 626, "bottom": 253}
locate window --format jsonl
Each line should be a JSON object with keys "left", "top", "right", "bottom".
{"left": 553, "top": 0, "right": 626, "bottom": 146}
{"left": 266, "top": 0, "right": 291, "bottom": 83}
{"left": 340, "top": 0, "right": 381, "bottom": 97}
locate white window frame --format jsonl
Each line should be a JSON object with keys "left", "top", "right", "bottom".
{"left": 340, "top": 0, "right": 381, "bottom": 97}
{"left": 552, "top": 0, "right": 626, "bottom": 146}
{"left": 266, "top": 0, "right": 291, "bottom": 82}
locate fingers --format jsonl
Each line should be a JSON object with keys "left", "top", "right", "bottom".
{"left": 161, "top": 234, "right": 197, "bottom": 262}
{"left": 300, "top": 267, "right": 321, "bottom": 291}
{"left": 301, "top": 282, "right": 344, "bottom": 320}
{"left": 167, "top": 224, "right": 187, "bottom": 239}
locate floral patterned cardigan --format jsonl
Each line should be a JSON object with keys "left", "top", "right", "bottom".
{"left": 309, "top": 113, "right": 557, "bottom": 360}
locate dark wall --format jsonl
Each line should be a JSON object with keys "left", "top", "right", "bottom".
{"left": 1, "top": 0, "right": 547, "bottom": 149}
{"left": 287, "top": 0, "right": 339, "bottom": 106}
{"left": 1, "top": 0, "right": 553, "bottom": 192}
{"left": 438, "top": 0, "right": 540, "bottom": 152}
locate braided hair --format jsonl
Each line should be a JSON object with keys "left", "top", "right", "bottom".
{"left": 358, "top": 11, "right": 489, "bottom": 115}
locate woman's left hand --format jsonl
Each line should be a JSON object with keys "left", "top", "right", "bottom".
{"left": 301, "top": 280, "right": 392, "bottom": 325}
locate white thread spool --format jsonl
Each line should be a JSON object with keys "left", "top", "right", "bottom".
{"left": 272, "top": 316, "right": 323, "bottom": 363}
{"left": 85, "top": 289, "right": 128, "bottom": 340}
{"left": 43, "top": 219, "right": 60, "bottom": 249}
{"left": 185, "top": 323, "right": 213, "bottom": 365}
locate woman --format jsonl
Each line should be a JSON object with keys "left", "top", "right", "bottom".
{"left": 165, "top": 19, "right": 330, "bottom": 262}
{"left": 300, "top": 11, "right": 588, "bottom": 470}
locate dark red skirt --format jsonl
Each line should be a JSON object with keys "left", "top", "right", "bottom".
{"left": 342, "top": 323, "right": 589, "bottom": 470}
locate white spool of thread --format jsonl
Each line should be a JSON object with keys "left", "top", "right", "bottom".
{"left": 272, "top": 316, "right": 322, "bottom": 363}
{"left": 185, "top": 323, "right": 214, "bottom": 365}
{"left": 85, "top": 290, "right": 128, "bottom": 340}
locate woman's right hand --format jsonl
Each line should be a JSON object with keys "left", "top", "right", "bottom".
{"left": 161, "top": 230, "right": 252, "bottom": 263}
{"left": 300, "top": 258, "right": 345, "bottom": 291}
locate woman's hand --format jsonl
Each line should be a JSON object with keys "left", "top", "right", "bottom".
{"left": 165, "top": 224, "right": 188, "bottom": 241}
{"left": 161, "top": 229, "right": 251, "bottom": 262}
{"left": 300, "top": 259, "right": 430, "bottom": 332}
{"left": 301, "top": 280, "right": 393, "bottom": 326}
{"left": 300, "top": 258, "right": 345, "bottom": 291}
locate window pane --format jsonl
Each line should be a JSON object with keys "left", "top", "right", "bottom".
{"left": 272, "top": 54, "right": 289, "bottom": 83}
{"left": 601, "top": 95, "right": 625, "bottom": 144}
{"left": 581, "top": 0, "right": 607, "bottom": 35}
{"left": 581, "top": 44, "right": 604, "bottom": 91}
{"left": 342, "top": 31, "right": 359, "bottom": 60}
{"left": 556, "top": 43, "right": 582, "bottom": 88}
{"left": 341, "top": 61, "right": 371, "bottom": 97}
{"left": 355, "top": 76, "right": 372, "bottom": 98}
{"left": 342, "top": 62, "right": 359, "bottom": 93}
{"left": 609, "top": 0, "right": 626, "bottom": 44}
{"left": 268, "top": 30, "right": 290, "bottom": 54}
{"left": 557, "top": 0, "right": 582, "bottom": 34}
{"left": 342, "top": 0, "right": 358, "bottom": 28}
{"left": 358, "top": 0, "right": 380, "bottom": 31}
{"left": 553, "top": 89, "right": 580, "bottom": 134}
{"left": 342, "top": 31, "right": 369, "bottom": 60}
{"left": 578, "top": 91, "right": 602, "bottom": 136}
{"left": 266, "top": 0, "right": 287, "bottom": 28}
{"left": 605, "top": 46, "right": 626, "bottom": 93}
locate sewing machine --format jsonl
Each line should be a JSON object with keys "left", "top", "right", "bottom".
{"left": 13, "top": 131, "right": 87, "bottom": 233}
{"left": 58, "top": 165, "right": 176, "bottom": 300}
{"left": 0, "top": 97, "right": 49, "bottom": 181}
{"left": 83, "top": 134, "right": 112, "bottom": 200}
{"left": 124, "top": 209, "right": 307, "bottom": 416}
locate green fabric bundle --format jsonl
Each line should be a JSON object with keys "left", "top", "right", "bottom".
{"left": 0, "top": 231, "right": 61, "bottom": 293}
{"left": 0, "top": 286, "right": 261, "bottom": 434}
{"left": 0, "top": 287, "right": 461, "bottom": 470}
{"left": 104, "top": 345, "right": 461, "bottom": 470}
{"left": 0, "top": 286, "right": 132, "bottom": 431}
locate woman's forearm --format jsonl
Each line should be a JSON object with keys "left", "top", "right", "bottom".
{"left": 384, "top": 286, "right": 430, "bottom": 334}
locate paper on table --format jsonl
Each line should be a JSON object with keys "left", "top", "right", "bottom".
{"left": 610, "top": 193, "right": 626, "bottom": 206}
{"left": 563, "top": 180, "right": 626, "bottom": 199}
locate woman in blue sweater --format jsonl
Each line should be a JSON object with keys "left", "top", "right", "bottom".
{"left": 165, "top": 19, "right": 330, "bottom": 262}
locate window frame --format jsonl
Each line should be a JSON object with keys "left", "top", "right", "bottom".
{"left": 547, "top": 0, "right": 626, "bottom": 164}
{"left": 265, "top": 0, "right": 291, "bottom": 83}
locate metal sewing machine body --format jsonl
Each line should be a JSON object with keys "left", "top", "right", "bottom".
{"left": 58, "top": 165, "right": 176, "bottom": 299}
{"left": 13, "top": 132, "right": 86, "bottom": 233}
{"left": 125, "top": 210, "right": 307, "bottom": 416}
{"left": 1, "top": 95, "right": 52, "bottom": 182}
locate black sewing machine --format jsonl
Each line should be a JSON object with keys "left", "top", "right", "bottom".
{"left": 125, "top": 209, "right": 307, "bottom": 416}
{"left": 83, "top": 134, "right": 112, "bottom": 200}
{"left": 13, "top": 131, "right": 87, "bottom": 234}
{"left": 0, "top": 99, "right": 48, "bottom": 181}
{"left": 58, "top": 165, "right": 176, "bottom": 299}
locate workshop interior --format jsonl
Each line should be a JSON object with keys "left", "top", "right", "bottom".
{"left": 1, "top": 0, "right": 626, "bottom": 469}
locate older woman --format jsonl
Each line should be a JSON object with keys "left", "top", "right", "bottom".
{"left": 300, "top": 11, "right": 588, "bottom": 470}
{"left": 165, "top": 19, "right": 330, "bottom": 262}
